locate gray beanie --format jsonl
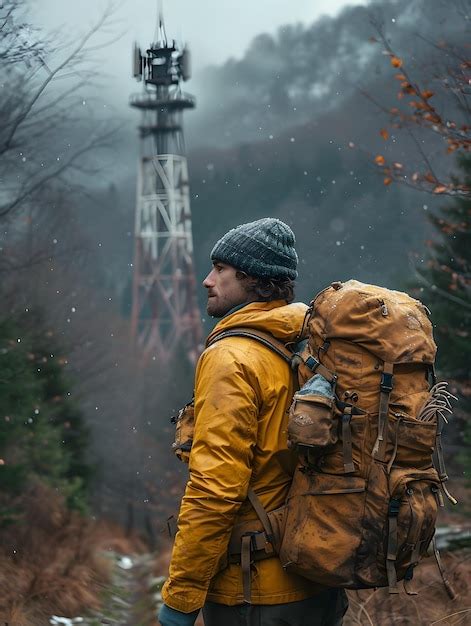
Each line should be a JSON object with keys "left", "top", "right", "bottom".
{"left": 210, "top": 217, "right": 298, "bottom": 280}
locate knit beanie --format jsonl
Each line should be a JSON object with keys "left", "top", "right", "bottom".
{"left": 210, "top": 217, "right": 298, "bottom": 280}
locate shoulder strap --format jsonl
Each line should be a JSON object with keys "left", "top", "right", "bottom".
{"left": 207, "top": 327, "right": 294, "bottom": 365}
{"left": 207, "top": 326, "right": 337, "bottom": 384}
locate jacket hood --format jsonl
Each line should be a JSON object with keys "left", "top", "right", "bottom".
{"left": 207, "top": 300, "right": 308, "bottom": 345}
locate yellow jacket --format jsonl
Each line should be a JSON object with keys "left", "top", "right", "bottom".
{"left": 162, "top": 300, "right": 323, "bottom": 612}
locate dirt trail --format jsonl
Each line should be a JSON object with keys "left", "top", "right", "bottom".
{"left": 49, "top": 552, "right": 162, "bottom": 626}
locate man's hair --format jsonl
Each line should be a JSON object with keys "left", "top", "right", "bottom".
{"left": 236, "top": 271, "right": 295, "bottom": 303}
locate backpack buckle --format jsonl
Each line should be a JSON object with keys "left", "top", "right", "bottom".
{"left": 242, "top": 531, "right": 273, "bottom": 555}
{"left": 304, "top": 355, "right": 320, "bottom": 372}
{"left": 388, "top": 498, "right": 401, "bottom": 517}
{"left": 380, "top": 372, "right": 394, "bottom": 394}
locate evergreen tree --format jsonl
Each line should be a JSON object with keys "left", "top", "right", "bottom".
{"left": 419, "top": 154, "right": 471, "bottom": 378}
{"left": 0, "top": 312, "right": 92, "bottom": 517}
{"left": 418, "top": 154, "right": 471, "bottom": 472}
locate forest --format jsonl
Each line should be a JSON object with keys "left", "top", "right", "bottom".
{"left": 0, "top": 0, "right": 470, "bottom": 624}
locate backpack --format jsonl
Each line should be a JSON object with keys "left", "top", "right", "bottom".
{"left": 173, "top": 280, "right": 457, "bottom": 599}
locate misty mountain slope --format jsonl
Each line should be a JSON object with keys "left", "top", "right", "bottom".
{"left": 188, "top": 82, "right": 440, "bottom": 305}
{"left": 189, "top": 0, "right": 468, "bottom": 149}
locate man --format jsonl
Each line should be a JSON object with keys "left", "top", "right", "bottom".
{"left": 159, "top": 218, "right": 348, "bottom": 626}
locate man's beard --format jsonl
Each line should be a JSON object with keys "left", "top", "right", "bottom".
{"left": 206, "top": 296, "right": 231, "bottom": 318}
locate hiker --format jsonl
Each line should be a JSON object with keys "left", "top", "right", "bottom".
{"left": 158, "top": 218, "right": 348, "bottom": 626}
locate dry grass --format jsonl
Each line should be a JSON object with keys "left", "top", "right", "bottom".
{"left": 0, "top": 483, "right": 145, "bottom": 626}
{"left": 153, "top": 538, "right": 471, "bottom": 625}
{"left": 344, "top": 549, "right": 471, "bottom": 625}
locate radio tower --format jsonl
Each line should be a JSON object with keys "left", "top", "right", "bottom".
{"left": 130, "top": 11, "right": 202, "bottom": 365}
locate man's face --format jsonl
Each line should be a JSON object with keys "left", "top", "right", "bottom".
{"left": 203, "top": 261, "right": 253, "bottom": 318}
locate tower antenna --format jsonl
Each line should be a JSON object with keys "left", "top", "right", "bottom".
{"left": 154, "top": 0, "right": 167, "bottom": 46}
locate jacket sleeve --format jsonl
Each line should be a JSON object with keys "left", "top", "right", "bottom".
{"left": 161, "top": 342, "right": 261, "bottom": 612}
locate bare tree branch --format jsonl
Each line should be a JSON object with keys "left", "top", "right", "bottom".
{"left": 0, "top": 5, "right": 115, "bottom": 155}
{"left": 0, "top": 123, "right": 118, "bottom": 219}
{"left": 362, "top": 18, "right": 471, "bottom": 196}
{"left": 0, "top": 2, "right": 121, "bottom": 222}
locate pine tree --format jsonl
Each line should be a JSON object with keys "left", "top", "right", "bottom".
{"left": 419, "top": 154, "right": 471, "bottom": 378}
{"left": 417, "top": 154, "right": 471, "bottom": 473}
{"left": 0, "top": 312, "right": 92, "bottom": 518}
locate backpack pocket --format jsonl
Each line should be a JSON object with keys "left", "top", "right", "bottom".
{"left": 288, "top": 374, "right": 337, "bottom": 453}
{"left": 279, "top": 469, "right": 366, "bottom": 587}
{"left": 355, "top": 465, "right": 440, "bottom": 589}
{"left": 288, "top": 393, "right": 337, "bottom": 451}
{"left": 171, "top": 400, "right": 194, "bottom": 463}
{"left": 384, "top": 467, "right": 440, "bottom": 587}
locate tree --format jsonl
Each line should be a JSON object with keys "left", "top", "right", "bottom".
{"left": 417, "top": 154, "right": 471, "bottom": 377}
{"left": 367, "top": 4, "right": 471, "bottom": 197}
{"left": 0, "top": 0, "right": 119, "bottom": 222}
{"left": 0, "top": 313, "right": 91, "bottom": 514}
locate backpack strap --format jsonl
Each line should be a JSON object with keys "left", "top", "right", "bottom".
{"left": 432, "top": 537, "right": 457, "bottom": 600}
{"left": 207, "top": 327, "right": 336, "bottom": 384}
{"left": 341, "top": 406, "right": 355, "bottom": 473}
{"left": 247, "top": 488, "right": 275, "bottom": 546}
{"left": 434, "top": 417, "right": 458, "bottom": 505}
{"left": 386, "top": 497, "right": 401, "bottom": 594}
{"left": 227, "top": 488, "right": 276, "bottom": 604}
{"left": 373, "top": 361, "right": 394, "bottom": 461}
{"left": 207, "top": 327, "right": 294, "bottom": 364}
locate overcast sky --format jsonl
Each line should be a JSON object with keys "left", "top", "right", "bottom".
{"left": 32, "top": 1, "right": 369, "bottom": 101}
{"left": 33, "top": 1, "right": 369, "bottom": 67}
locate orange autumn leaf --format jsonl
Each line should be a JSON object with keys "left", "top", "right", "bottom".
{"left": 375, "top": 155, "right": 386, "bottom": 166}
{"left": 380, "top": 128, "right": 389, "bottom": 140}
{"left": 394, "top": 73, "right": 407, "bottom": 81}
{"left": 409, "top": 101, "right": 428, "bottom": 110}
{"left": 424, "top": 112, "right": 441, "bottom": 123}
{"left": 384, "top": 177, "right": 393, "bottom": 185}
{"left": 421, "top": 90, "right": 434, "bottom": 99}
{"left": 433, "top": 185, "right": 448, "bottom": 194}
{"left": 390, "top": 56, "right": 403, "bottom": 68}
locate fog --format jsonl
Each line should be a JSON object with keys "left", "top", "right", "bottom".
{"left": 0, "top": 4, "right": 469, "bottom": 621}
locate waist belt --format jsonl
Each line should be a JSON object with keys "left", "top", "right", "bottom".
{"left": 228, "top": 517, "right": 276, "bottom": 604}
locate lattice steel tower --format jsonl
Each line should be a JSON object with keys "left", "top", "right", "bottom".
{"left": 130, "top": 15, "right": 202, "bottom": 365}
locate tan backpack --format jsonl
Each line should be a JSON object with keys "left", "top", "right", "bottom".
{"left": 174, "top": 280, "right": 457, "bottom": 599}
{"left": 278, "top": 280, "right": 456, "bottom": 597}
